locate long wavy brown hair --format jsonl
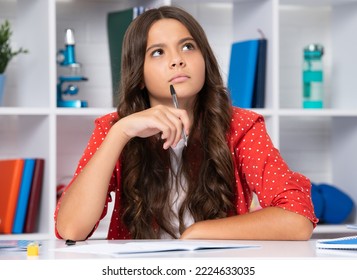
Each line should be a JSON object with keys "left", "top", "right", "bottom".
{"left": 117, "top": 6, "right": 235, "bottom": 239}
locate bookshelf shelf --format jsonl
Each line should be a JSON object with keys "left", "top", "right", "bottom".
{"left": 0, "top": 108, "right": 51, "bottom": 116}
{"left": 278, "top": 109, "right": 357, "bottom": 117}
{"left": 55, "top": 107, "right": 115, "bottom": 116}
{"left": 1, "top": 0, "right": 356, "bottom": 239}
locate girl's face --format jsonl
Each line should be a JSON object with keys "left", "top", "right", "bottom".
{"left": 143, "top": 18, "right": 205, "bottom": 111}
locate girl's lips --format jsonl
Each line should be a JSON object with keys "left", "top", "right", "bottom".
{"left": 170, "top": 75, "right": 189, "bottom": 84}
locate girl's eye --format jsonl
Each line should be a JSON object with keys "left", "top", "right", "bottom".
{"left": 182, "top": 42, "right": 195, "bottom": 51}
{"left": 152, "top": 49, "right": 163, "bottom": 57}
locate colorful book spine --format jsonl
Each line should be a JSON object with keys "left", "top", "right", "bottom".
{"left": 24, "top": 159, "right": 45, "bottom": 233}
{"left": 252, "top": 38, "right": 267, "bottom": 108}
{"left": 0, "top": 158, "right": 44, "bottom": 234}
{"left": 0, "top": 159, "right": 24, "bottom": 234}
{"left": 12, "top": 159, "right": 36, "bottom": 233}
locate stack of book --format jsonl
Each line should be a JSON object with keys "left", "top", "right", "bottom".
{"left": 0, "top": 158, "right": 45, "bottom": 234}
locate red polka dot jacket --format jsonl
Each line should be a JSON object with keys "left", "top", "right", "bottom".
{"left": 54, "top": 107, "right": 318, "bottom": 239}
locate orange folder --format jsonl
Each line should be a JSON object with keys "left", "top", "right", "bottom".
{"left": 0, "top": 159, "right": 24, "bottom": 233}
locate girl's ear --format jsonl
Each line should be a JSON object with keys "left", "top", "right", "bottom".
{"left": 140, "top": 82, "right": 145, "bottom": 90}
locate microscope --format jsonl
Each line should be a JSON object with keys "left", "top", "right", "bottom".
{"left": 57, "top": 29, "right": 88, "bottom": 107}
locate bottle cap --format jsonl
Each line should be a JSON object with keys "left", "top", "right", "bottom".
{"left": 304, "top": 44, "right": 324, "bottom": 58}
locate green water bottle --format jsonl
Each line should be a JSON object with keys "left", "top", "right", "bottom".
{"left": 303, "top": 44, "right": 324, "bottom": 108}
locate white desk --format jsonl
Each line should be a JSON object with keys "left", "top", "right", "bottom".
{"left": 1, "top": 239, "right": 357, "bottom": 260}
{"left": 1, "top": 239, "right": 357, "bottom": 280}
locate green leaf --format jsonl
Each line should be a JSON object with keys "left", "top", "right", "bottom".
{"left": 0, "top": 20, "right": 28, "bottom": 73}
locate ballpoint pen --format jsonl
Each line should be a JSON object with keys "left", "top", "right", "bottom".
{"left": 170, "top": 84, "right": 188, "bottom": 146}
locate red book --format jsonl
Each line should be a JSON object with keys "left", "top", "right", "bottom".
{"left": 24, "top": 159, "right": 45, "bottom": 233}
{"left": 0, "top": 159, "right": 24, "bottom": 234}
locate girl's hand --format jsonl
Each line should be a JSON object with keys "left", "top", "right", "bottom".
{"left": 115, "top": 105, "right": 191, "bottom": 149}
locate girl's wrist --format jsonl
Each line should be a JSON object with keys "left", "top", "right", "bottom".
{"left": 111, "top": 120, "right": 132, "bottom": 146}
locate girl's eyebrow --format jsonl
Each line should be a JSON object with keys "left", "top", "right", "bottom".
{"left": 146, "top": 37, "right": 195, "bottom": 54}
{"left": 146, "top": 43, "right": 164, "bottom": 54}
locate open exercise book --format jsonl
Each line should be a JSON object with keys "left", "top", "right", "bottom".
{"left": 55, "top": 240, "right": 259, "bottom": 256}
{"left": 316, "top": 225, "right": 357, "bottom": 250}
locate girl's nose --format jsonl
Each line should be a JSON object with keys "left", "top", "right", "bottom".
{"left": 170, "top": 56, "right": 186, "bottom": 68}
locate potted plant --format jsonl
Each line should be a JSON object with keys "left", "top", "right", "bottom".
{"left": 0, "top": 19, "right": 28, "bottom": 105}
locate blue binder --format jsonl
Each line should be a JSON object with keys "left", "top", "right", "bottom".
{"left": 12, "top": 159, "right": 35, "bottom": 233}
{"left": 228, "top": 39, "right": 267, "bottom": 108}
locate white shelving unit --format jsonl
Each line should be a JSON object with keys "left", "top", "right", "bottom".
{"left": 1, "top": 0, "right": 356, "bottom": 240}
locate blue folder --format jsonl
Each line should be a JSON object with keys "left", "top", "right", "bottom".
{"left": 316, "top": 235, "right": 357, "bottom": 250}
{"left": 228, "top": 39, "right": 259, "bottom": 108}
{"left": 228, "top": 39, "right": 267, "bottom": 108}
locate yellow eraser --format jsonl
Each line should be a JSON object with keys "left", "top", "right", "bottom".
{"left": 27, "top": 242, "right": 39, "bottom": 256}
